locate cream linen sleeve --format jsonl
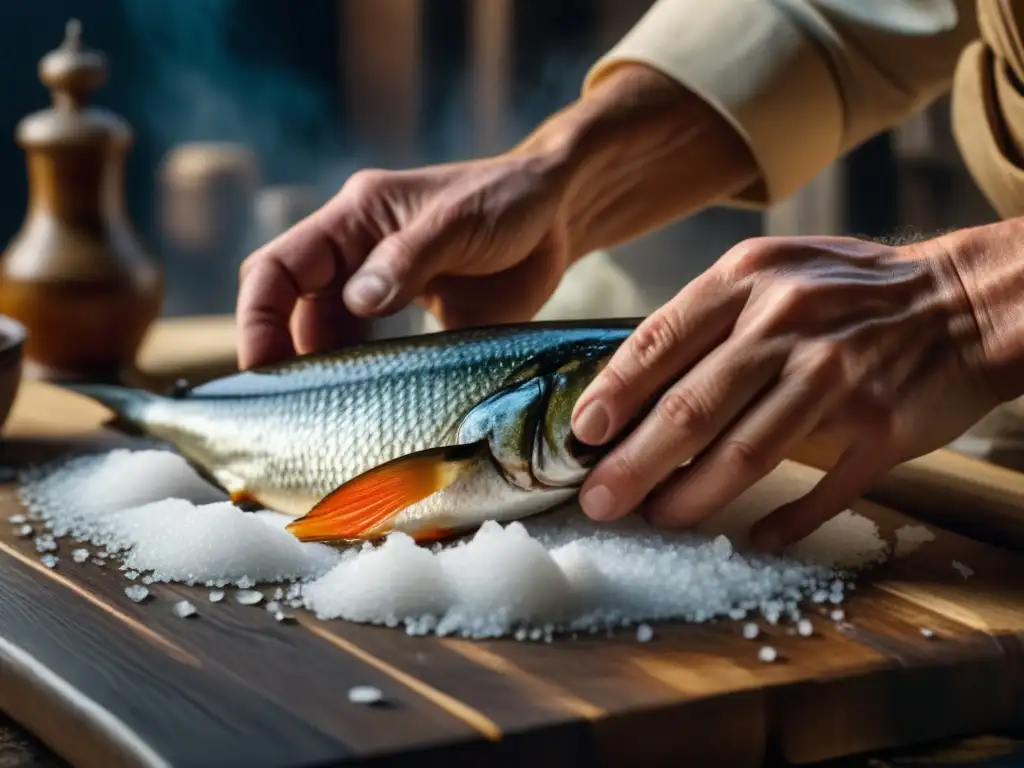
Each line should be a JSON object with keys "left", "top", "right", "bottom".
{"left": 584, "top": 0, "right": 979, "bottom": 207}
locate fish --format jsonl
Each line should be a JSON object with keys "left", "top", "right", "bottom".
{"left": 60, "top": 320, "right": 642, "bottom": 544}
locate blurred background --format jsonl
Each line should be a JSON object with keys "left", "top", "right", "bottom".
{"left": 0, "top": 0, "right": 1001, "bottom": 336}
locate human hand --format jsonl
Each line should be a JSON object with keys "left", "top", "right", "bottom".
{"left": 236, "top": 63, "right": 760, "bottom": 371}
{"left": 571, "top": 234, "right": 1004, "bottom": 550}
{"left": 236, "top": 154, "right": 575, "bottom": 369}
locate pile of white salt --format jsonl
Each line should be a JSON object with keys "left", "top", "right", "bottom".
{"left": 13, "top": 448, "right": 923, "bottom": 640}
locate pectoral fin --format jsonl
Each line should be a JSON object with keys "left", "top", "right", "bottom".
{"left": 285, "top": 442, "right": 487, "bottom": 543}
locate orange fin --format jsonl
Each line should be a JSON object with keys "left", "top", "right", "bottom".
{"left": 285, "top": 442, "right": 486, "bottom": 543}
{"left": 230, "top": 489, "right": 254, "bottom": 504}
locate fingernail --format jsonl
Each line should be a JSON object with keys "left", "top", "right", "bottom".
{"left": 574, "top": 400, "right": 610, "bottom": 445}
{"left": 580, "top": 484, "right": 616, "bottom": 520}
{"left": 347, "top": 273, "right": 392, "bottom": 312}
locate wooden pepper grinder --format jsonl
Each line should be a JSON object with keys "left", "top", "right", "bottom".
{"left": 0, "top": 19, "right": 162, "bottom": 384}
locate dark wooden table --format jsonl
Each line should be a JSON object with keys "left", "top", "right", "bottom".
{"left": 7, "top": 316, "right": 1024, "bottom": 768}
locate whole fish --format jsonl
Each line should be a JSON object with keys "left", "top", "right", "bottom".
{"left": 61, "top": 320, "right": 641, "bottom": 544}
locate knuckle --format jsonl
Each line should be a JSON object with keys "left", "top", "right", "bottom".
{"left": 718, "top": 439, "right": 767, "bottom": 478}
{"left": 629, "top": 313, "right": 680, "bottom": 368}
{"left": 804, "top": 339, "right": 846, "bottom": 381}
{"left": 656, "top": 388, "right": 710, "bottom": 434}
{"left": 607, "top": 448, "right": 649, "bottom": 488}
{"left": 342, "top": 168, "right": 387, "bottom": 199}
{"left": 722, "top": 236, "right": 780, "bottom": 278}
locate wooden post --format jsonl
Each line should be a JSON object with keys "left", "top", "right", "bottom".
{"left": 340, "top": 0, "right": 423, "bottom": 166}
{"left": 470, "top": 0, "right": 513, "bottom": 156}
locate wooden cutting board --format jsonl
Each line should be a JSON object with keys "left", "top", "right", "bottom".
{"left": 5, "top": 383, "right": 1024, "bottom": 768}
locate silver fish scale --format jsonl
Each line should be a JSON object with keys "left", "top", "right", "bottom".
{"left": 139, "top": 326, "right": 625, "bottom": 506}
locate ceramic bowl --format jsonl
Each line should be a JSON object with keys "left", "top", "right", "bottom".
{"left": 0, "top": 315, "right": 26, "bottom": 433}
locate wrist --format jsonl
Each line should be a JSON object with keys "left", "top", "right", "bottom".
{"left": 508, "top": 63, "right": 760, "bottom": 261}
{"left": 934, "top": 217, "right": 1024, "bottom": 402}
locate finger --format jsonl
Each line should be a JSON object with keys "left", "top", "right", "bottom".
{"left": 343, "top": 216, "right": 455, "bottom": 317}
{"left": 644, "top": 349, "right": 844, "bottom": 529}
{"left": 748, "top": 441, "right": 891, "bottom": 551}
{"left": 578, "top": 336, "right": 783, "bottom": 522}
{"left": 236, "top": 215, "right": 346, "bottom": 370}
{"left": 571, "top": 270, "right": 748, "bottom": 446}
{"left": 290, "top": 294, "right": 370, "bottom": 356}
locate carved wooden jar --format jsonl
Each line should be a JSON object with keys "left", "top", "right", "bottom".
{"left": 0, "top": 20, "right": 162, "bottom": 383}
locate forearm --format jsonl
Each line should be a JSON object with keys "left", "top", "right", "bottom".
{"left": 511, "top": 63, "right": 759, "bottom": 260}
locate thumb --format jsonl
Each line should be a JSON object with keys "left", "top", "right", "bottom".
{"left": 342, "top": 219, "right": 455, "bottom": 317}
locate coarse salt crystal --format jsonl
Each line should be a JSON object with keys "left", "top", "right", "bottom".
{"left": 274, "top": 611, "right": 297, "bottom": 624}
{"left": 235, "top": 589, "right": 264, "bottom": 606}
{"left": 209, "top": 590, "right": 225, "bottom": 603}
{"left": 347, "top": 686, "right": 383, "bottom": 705}
{"left": 758, "top": 646, "right": 777, "bottom": 663}
{"left": 124, "top": 570, "right": 140, "bottom": 580}
{"left": 265, "top": 601, "right": 282, "bottom": 613}
{"left": 173, "top": 600, "right": 198, "bottom": 619}
{"left": 830, "top": 609, "right": 845, "bottom": 622}
{"left": 920, "top": 627, "right": 936, "bottom": 638}
{"left": 742, "top": 622, "right": 760, "bottom": 640}
{"left": 7, "top": 514, "right": 26, "bottom": 524}
{"left": 894, "top": 524, "right": 936, "bottom": 558}
{"left": 15, "top": 524, "right": 33, "bottom": 539}
{"left": 796, "top": 618, "right": 813, "bottom": 637}
{"left": 636, "top": 623, "right": 654, "bottom": 643}
{"left": 124, "top": 585, "right": 150, "bottom": 603}
{"left": 40, "top": 554, "right": 58, "bottom": 569}
{"left": 71, "top": 548, "right": 89, "bottom": 563}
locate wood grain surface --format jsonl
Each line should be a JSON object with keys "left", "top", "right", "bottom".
{"left": 6, "top": 317, "right": 1024, "bottom": 767}
{"left": 4, "top": 383, "right": 1024, "bottom": 767}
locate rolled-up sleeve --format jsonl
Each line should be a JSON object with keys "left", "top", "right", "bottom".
{"left": 584, "top": 0, "right": 979, "bottom": 207}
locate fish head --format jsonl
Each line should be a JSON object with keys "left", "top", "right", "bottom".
{"left": 457, "top": 346, "right": 621, "bottom": 493}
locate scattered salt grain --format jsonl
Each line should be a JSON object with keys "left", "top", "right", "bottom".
{"left": 17, "top": 447, "right": 894, "bottom": 640}
{"left": 172, "top": 600, "right": 198, "bottom": 619}
{"left": 34, "top": 534, "right": 56, "bottom": 553}
{"left": 209, "top": 590, "right": 225, "bottom": 603}
{"left": 758, "top": 646, "right": 777, "bottom": 663}
{"left": 141, "top": 575, "right": 154, "bottom": 585}
{"left": 920, "top": 627, "right": 936, "bottom": 639}
{"left": 894, "top": 525, "right": 936, "bottom": 558}
{"left": 124, "top": 585, "right": 149, "bottom": 603}
{"left": 235, "top": 590, "right": 264, "bottom": 606}
{"left": 91, "top": 558, "right": 105, "bottom": 567}
{"left": 14, "top": 524, "right": 33, "bottom": 539}
{"left": 742, "top": 622, "right": 760, "bottom": 640}
{"left": 40, "top": 554, "right": 58, "bottom": 569}
{"left": 952, "top": 561, "right": 974, "bottom": 579}
{"left": 17, "top": 449, "right": 341, "bottom": 588}
{"left": 7, "top": 514, "right": 26, "bottom": 524}
{"left": 830, "top": 609, "right": 845, "bottom": 622}
{"left": 796, "top": 618, "right": 813, "bottom": 637}
{"left": 636, "top": 623, "right": 654, "bottom": 643}
{"left": 347, "top": 686, "right": 383, "bottom": 705}
{"left": 71, "top": 548, "right": 89, "bottom": 563}
{"left": 274, "top": 611, "right": 296, "bottom": 624}
{"left": 265, "top": 601, "right": 282, "bottom": 613}
{"left": 124, "top": 570, "right": 139, "bottom": 581}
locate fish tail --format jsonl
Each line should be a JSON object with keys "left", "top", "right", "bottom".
{"left": 58, "top": 383, "right": 163, "bottom": 434}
